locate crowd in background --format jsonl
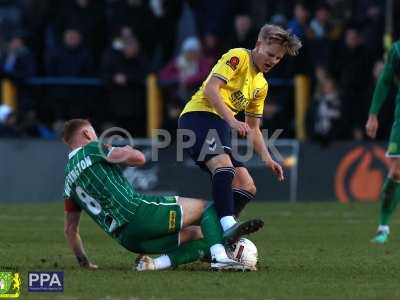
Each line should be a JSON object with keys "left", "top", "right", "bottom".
{"left": 0, "top": 0, "right": 399, "bottom": 143}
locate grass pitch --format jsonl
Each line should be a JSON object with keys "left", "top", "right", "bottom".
{"left": 1, "top": 202, "right": 400, "bottom": 300}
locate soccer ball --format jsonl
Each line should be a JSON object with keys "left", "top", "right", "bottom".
{"left": 227, "top": 238, "right": 258, "bottom": 270}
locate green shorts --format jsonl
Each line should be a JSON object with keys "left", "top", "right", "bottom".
{"left": 116, "top": 195, "right": 183, "bottom": 254}
{"left": 387, "top": 121, "right": 400, "bottom": 157}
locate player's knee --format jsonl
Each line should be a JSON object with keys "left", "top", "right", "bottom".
{"left": 212, "top": 167, "right": 236, "bottom": 184}
{"left": 235, "top": 181, "right": 256, "bottom": 196}
{"left": 244, "top": 182, "right": 256, "bottom": 196}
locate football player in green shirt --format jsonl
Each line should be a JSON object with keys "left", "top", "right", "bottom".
{"left": 366, "top": 41, "right": 400, "bottom": 244}
{"left": 63, "top": 119, "right": 262, "bottom": 270}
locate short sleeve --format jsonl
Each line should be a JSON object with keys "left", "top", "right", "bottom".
{"left": 212, "top": 49, "right": 246, "bottom": 83}
{"left": 245, "top": 84, "right": 268, "bottom": 118}
{"left": 64, "top": 198, "right": 82, "bottom": 212}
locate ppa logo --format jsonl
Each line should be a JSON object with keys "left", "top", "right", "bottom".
{"left": 28, "top": 272, "right": 64, "bottom": 292}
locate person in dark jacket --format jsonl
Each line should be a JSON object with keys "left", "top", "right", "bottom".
{"left": 0, "top": 33, "right": 36, "bottom": 112}
{"left": 101, "top": 36, "right": 149, "bottom": 136}
{"left": 45, "top": 28, "right": 94, "bottom": 120}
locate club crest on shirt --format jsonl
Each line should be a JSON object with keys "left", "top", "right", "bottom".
{"left": 226, "top": 56, "right": 240, "bottom": 70}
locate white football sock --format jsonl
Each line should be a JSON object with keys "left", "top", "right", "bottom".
{"left": 378, "top": 225, "right": 390, "bottom": 234}
{"left": 153, "top": 255, "right": 172, "bottom": 270}
{"left": 210, "top": 244, "right": 229, "bottom": 261}
{"left": 220, "top": 216, "right": 237, "bottom": 231}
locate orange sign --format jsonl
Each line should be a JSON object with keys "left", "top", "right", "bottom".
{"left": 335, "top": 146, "right": 390, "bottom": 203}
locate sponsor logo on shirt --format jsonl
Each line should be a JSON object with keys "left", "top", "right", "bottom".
{"left": 168, "top": 211, "right": 177, "bottom": 232}
{"left": 226, "top": 56, "right": 240, "bottom": 70}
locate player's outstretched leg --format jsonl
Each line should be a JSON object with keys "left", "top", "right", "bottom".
{"left": 199, "top": 203, "right": 254, "bottom": 270}
{"left": 135, "top": 202, "right": 255, "bottom": 271}
{"left": 135, "top": 238, "right": 251, "bottom": 271}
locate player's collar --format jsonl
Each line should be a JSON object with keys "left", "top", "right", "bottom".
{"left": 68, "top": 147, "right": 82, "bottom": 159}
{"left": 248, "top": 49, "right": 260, "bottom": 74}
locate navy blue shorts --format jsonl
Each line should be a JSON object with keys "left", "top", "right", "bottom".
{"left": 178, "top": 112, "right": 244, "bottom": 171}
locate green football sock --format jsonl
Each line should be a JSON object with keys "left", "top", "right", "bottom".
{"left": 200, "top": 204, "right": 224, "bottom": 247}
{"left": 379, "top": 178, "right": 400, "bottom": 226}
{"left": 168, "top": 204, "right": 224, "bottom": 267}
{"left": 168, "top": 239, "right": 209, "bottom": 267}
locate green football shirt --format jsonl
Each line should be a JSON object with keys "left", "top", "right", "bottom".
{"left": 63, "top": 141, "right": 142, "bottom": 234}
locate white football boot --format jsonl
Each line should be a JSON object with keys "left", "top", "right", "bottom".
{"left": 210, "top": 256, "right": 253, "bottom": 271}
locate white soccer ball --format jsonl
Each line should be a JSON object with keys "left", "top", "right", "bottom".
{"left": 227, "top": 238, "right": 258, "bottom": 269}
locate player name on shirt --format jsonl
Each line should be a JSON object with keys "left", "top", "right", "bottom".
{"left": 64, "top": 156, "right": 93, "bottom": 197}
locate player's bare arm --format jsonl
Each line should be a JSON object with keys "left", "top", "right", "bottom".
{"left": 204, "top": 76, "right": 250, "bottom": 136}
{"left": 107, "top": 145, "right": 146, "bottom": 166}
{"left": 246, "top": 115, "right": 284, "bottom": 181}
{"left": 64, "top": 209, "right": 98, "bottom": 269}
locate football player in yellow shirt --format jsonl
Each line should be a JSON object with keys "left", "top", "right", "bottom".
{"left": 178, "top": 24, "right": 302, "bottom": 240}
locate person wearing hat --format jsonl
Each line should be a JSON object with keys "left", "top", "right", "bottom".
{"left": 159, "top": 36, "right": 213, "bottom": 130}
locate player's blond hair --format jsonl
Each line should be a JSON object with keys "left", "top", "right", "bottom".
{"left": 258, "top": 24, "right": 302, "bottom": 56}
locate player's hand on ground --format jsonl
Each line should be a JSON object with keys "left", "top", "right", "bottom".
{"left": 228, "top": 118, "right": 250, "bottom": 136}
{"left": 82, "top": 262, "right": 98, "bottom": 270}
{"left": 365, "top": 115, "right": 378, "bottom": 139}
{"left": 266, "top": 159, "right": 284, "bottom": 181}
{"left": 77, "top": 255, "right": 98, "bottom": 270}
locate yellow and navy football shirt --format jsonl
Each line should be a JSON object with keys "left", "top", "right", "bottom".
{"left": 181, "top": 48, "right": 268, "bottom": 118}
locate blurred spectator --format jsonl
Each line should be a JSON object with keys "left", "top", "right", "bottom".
{"left": 270, "top": 14, "right": 288, "bottom": 28}
{"left": 18, "top": 110, "right": 56, "bottom": 139}
{"left": 202, "top": 33, "right": 223, "bottom": 62}
{"left": 149, "top": 0, "right": 183, "bottom": 68}
{"left": 287, "top": 2, "right": 312, "bottom": 74}
{"left": 188, "top": 0, "right": 233, "bottom": 61}
{"left": 159, "top": 37, "right": 213, "bottom": 131}
{"left": 308, "top": 3, "right": 335, "bottom": 68}
{"left": 101, "top": 36, "right": 149, "bottom": 136}
{"left": 19, "top": 0, "right": 52, "bottom": 75}
{"left": 287, "top": 2, "right": 311, "bottom": 40}
{"left": 310, "top": 3, "right": 332, "bottom": 39}
{"left": 360, "top": 2, "right": 384, "bottom": 62}
{"left": 224, "top": 14, "right": 258, "bottom": 51}
{"left": 0, "top": 104, "right": 18, "bottom": 137}
{"left": 307, "top": 75, "right": 344, "bottom": 145}
{"left": 51, "top": 0, "right": 106, "bottom": 65}
{"left": 333, "top": 26, "right": 370, "bottom": 138}
{"left": 107, "top": 0, "right": 156, "bottom": 60}
{"left": 45, "top": 28, "right": 93, "bottom": 77}
{"left": 45, "top": 28, "right": 94, "bottom": 120}
{"left": 0, "top": 32, "right": 36, "bottom": 111}
{"left": 0, "top": 0, "right": 21, "bottom": 44}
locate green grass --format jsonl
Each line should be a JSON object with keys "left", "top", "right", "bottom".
{"left": 1, "top": 202, "right": 400, "bottom": 300}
